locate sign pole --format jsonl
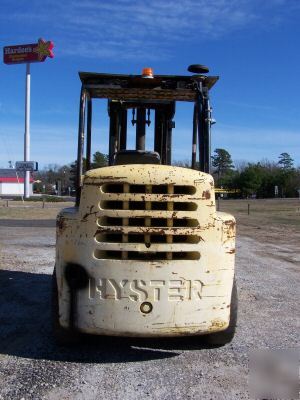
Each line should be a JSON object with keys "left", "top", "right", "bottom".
{"left": 3, "top": 38, "right": 54, "bottom": 198}
{"left": 24, "top": 62, "right": 31, "bottom": 198}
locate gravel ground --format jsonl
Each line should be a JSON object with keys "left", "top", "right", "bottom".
{"left": 0, "top": 211, "right": 299, "bottom": 400}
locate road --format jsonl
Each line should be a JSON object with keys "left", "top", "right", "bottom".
{"left": 0, "top": 214, "right": 299, "bottom": 399}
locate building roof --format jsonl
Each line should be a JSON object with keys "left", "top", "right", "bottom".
{"left": 0, "top": 169, "right": 33, "bottom": 183}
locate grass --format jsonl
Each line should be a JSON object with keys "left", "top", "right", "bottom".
{"left": 8, "top": 195, "right": 70, "bottom": 202}
{"left": 0, "top": 201, "right": 74, "bottom": 220}
{"left": 219, "top": 198, "right": 300, "bottom": 227}
{"left": 218, "top": 199, "right": 300, "bottom": 245}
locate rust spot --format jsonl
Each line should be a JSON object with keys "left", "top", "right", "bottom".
{"left": 161, "top": 194, "right": 184, "bottom": 198}
{"left": 84, "top": 182, "right": 102, "bottom": 186}
{"left": 81, "top": 211, "right": 98, "bottom": 222}
{"left": 223, "top": 219, "right": 236, "bottom": 242}
{"left": 226, "top": 249, "right": 236, "bottom": 254}
{"left": 56, "top": 216, "right": 67, "bottom": 234}
{"left": 100, "top": 176, "right": 128, "bottom": 180}
{"left": 202, "top": 190, "right": 211, "bottom": 200}
{"left": 209, "top": 319, "right": 227, "bottom": 330}
{"left": 206, "top": 203, "right": 214, "bottom": 207}
{"left": 225, "top": 220, "right": 236, "bottom": 227}
{"left": 85, "top": 178, "right": 128, "bottom": 186}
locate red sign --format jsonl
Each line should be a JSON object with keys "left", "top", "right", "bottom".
{"left": 3, "top": 38, "right": 54, "bottom": 65}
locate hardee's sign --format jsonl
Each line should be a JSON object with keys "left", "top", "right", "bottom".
{"left": 3, "top": 38, "right": 54, "bottom": 64}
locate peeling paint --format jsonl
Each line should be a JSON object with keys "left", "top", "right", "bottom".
{"left": 202, "top": 190, "right": 211, "bottom": 200}
{"left": 55, "top": 164, "right": 235, "bottom": 337}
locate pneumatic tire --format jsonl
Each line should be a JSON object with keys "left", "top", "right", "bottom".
{"left": 203, "top": 278, "right": 238, "bottom": 346}
{"left": 51, "top": 267, "right": 82, "bottom": 345}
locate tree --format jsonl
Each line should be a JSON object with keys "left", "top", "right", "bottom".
{"left": 218, "top": 169, "right": 239, "bottom": 190}
{"left": 69, "top": 152, "right": 108, "bottom": 188}
{"left": 211, "top": 148, "right": 234, "bottom": 178}
{"left": 237, "top": 163, "right": 264, "bottom": 198}
{"left": 92, "top": 151, "right": 109, "bottom": 168}
{"left": 34, "top": 164, "right": 74, "bottom": 194}
{"left": 278, "top": 153, "right": 294, "bottom": 170}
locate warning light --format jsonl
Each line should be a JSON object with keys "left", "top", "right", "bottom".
{"left": 142, "top": 67, "right": 154, "bottom": 78}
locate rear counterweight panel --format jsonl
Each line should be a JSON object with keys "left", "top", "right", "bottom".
{"left": 55, "top": 165, "right": 235, "bottom": 337}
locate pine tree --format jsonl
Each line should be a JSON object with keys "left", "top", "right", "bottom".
{"left": 278, "top": 153, "right": 294, "bottom": 170}
{"left": 211, "top": 148, "right": 234, "bottom": 178}
{"left": 92, "top": 152, "right": 109, "bottom": 168}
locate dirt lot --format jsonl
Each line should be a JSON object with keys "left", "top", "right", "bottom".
{"left": 0, "top": 199, "right": 299, "bottom": 399}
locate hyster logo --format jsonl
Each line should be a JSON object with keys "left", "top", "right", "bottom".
{"left": 89, "top": 278, "right": 203, "bottom": 301}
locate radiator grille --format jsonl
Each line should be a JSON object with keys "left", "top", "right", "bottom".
{"left": 95, "top": 183, "right": 201, "bottom": 261}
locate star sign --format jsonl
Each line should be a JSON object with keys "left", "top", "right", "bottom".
{"left": 33, "top": 38, "right": 54, "bottom": 61}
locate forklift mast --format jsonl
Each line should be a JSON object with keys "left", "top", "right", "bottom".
{"left": 75, "top": 65, "right": 218, "bottom": 205}
{"left": 108, "top": 100, "right": 175, "bottom": 166}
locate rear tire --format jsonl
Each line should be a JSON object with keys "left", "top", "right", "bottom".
{"left": 203, "top": 279, "right": 238, "bottom": 346}
{"left": 51, "top": 267, "right": 82, "bottom": 345}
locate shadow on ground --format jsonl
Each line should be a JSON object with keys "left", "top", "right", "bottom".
{"left": 0, "top": 269, "right": 212, "bottom": 364}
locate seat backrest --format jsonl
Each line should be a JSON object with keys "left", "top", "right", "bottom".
{"left": 114, "top": 150, "right": 161, "bottom": 165}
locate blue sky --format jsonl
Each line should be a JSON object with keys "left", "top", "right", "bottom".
{"left": 0, "top": 0, "right": 299, "bottom": 169}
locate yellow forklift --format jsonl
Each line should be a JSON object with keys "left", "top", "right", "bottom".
{"left": 53, "top": 65, "right": 237, "bottom": 345}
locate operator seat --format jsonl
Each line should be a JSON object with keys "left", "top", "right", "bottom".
{"left": 114, "top": 150, "right": 161, "bottom": 165}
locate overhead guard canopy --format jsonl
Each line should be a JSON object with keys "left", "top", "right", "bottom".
{"left": 79, "top": 72, "right": 219, "bottom": 102}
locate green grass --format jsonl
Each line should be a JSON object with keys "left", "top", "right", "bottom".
{"left": 219, "top": 199, "right": 300, "bottom": 230}
{"left": 9, "top": 195, "right": 69, "bottom": 202}
{"left": 0, "top": 202, "right": 74, "bottom": 219}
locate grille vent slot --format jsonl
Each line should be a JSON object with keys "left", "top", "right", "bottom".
{"left": 98, "top": 217, "right": 199, "bottom": 228}
{"left": 96, "top": 182, "right": 200, "bottom": 261}
{"left": 102, "top": 183, "right": 196, "bottom": 195}
{"left": 101, "top": 200, "right": 197, "bottom": 211}
{"left": 94, "top": 249, "right": 200, "bottom": 261}
{"left": 95, "top": 232, "right": 201, "bottom": 244}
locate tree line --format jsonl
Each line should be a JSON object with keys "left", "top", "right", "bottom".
{"left": 34, "top": 149, "right": 300, "bottom": 198}
{"left": 210, "top": 149, "right": 300, "bottom": 198}
{"left": 34, "top": 151, "right": 108, "bottom": 195}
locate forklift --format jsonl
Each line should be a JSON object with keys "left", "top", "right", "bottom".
{"left": 53, "top": 65, "right": 237, "bottom": 345}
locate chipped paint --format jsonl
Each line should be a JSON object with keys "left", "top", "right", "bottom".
{"left": 56, "top": 215, "right": 67, "bottom": 234}
{"left": 202, "top": 190, "right": 211, "bottom": 200}
{"left": 55, "top": 164, "right": 235, "bottom": 337}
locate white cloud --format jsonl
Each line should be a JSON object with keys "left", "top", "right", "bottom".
{"left": 0, "top": 123, "right": 77, "bottom": 168}
{"left": 1, "top": 120, "right": 299, "bottom": 169}
{"left": 1, "top": 0, "right": 298, "bottom": 60}
{"left": 213, "top": 124, "right": 300, "bottom": 164}
{"left": 171, "top": 122, "right": 300, "bottom": 165}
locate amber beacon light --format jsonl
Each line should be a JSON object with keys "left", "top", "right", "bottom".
{"left": 142, "top": 67, "right": 154, "bottom": 78}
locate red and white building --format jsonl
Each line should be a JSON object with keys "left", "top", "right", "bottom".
{"left": 0, "top": 169, "right": 33, "bottom": 196}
